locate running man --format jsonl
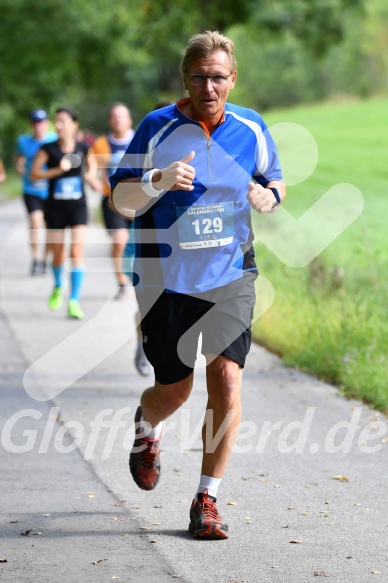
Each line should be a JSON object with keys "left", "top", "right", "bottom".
{"left": 31, "top": 107, "right": 90, "bottom": 320}
{"left": 110, "top": 31, "right": 285, "bottom": 539}
{"left": 88, "top": 103, "right": 135, "bottom": 299}
{"left": 15, "top": 109, "right": 57, "bottom": 275}
{"left": 88, "top": 103, "right": 150, "bottom": 376}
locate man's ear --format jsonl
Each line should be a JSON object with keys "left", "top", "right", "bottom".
{"left": 230, "top": 71, "right": 237, "bottom": 90}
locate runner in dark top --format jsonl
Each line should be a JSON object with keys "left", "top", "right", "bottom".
{"left": 31, "top": 107, "right": 90, "bottom": 319}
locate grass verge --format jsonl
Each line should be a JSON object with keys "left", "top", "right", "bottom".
{"left": 252, "top": 96, "right": 388, "bottom": 411}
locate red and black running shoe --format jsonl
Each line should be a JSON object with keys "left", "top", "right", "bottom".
{"left": 188, "top": 489, "right": 228, "bottom": 539}
{"left": 129, "top": 406, "right": 161, "bottom": 491}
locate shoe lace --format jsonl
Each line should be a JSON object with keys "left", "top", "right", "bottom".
{"left": 199, "top": 490, "right": 219, "bottom": 520}
{"left": 141, "top": 439, "right": 159, "bottom": 469}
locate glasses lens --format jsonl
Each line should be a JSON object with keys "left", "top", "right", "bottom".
{"left": 188, "top": 74, "right": 230, "bottom": 86}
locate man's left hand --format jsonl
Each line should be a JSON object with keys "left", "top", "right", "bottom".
{"left": 247, "top": 183, "right": 277, "bottom": 214}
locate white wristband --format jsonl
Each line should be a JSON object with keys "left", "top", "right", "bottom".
{"left": 140, "top": 169, "right": 164, "bottom": 198}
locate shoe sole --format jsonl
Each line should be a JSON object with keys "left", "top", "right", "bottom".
{"left": 68, "top": 312, "right": 84, "bottom": 319}
{"left": 48, "top": 300, "right": 63, "bottom": 311}
{"left": 188, "top": 521, "right": 229, "bottom": 540}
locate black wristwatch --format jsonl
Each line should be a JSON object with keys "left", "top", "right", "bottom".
{"left": 268, "top": 187, "right": 281, "bottom": 208}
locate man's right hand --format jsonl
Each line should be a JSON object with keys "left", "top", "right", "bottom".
{"left": 15, "top": 157, "right": 26, "bottom": 175}
{"left": 155, "top": 151, "right": 196, "bottom": 192}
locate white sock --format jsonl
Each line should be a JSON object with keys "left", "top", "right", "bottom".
{"left": 140, "top": 415, "right": 163, "bottom": 441}
{"left": 195, "top": 475, "right": 222, "bottom": 500}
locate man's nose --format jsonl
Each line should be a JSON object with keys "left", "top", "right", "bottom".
{"left": 203, "top": 77, "right": 215, "bottom": 89}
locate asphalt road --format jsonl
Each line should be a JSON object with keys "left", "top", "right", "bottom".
{"left": 1, "top": 198, "right": 387, "bottom": 583}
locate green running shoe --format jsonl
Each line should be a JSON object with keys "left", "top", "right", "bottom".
{"left": 68, "top": 299, "right": 84, "bottom": 320}
{"left": 48, "top": 287, "right": 63, "bottom": 311}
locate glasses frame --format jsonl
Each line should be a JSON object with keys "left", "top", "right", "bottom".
{"left": 186, "top": 73, "right": 233, "bottom": 87}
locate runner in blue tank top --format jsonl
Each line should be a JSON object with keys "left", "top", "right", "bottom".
{"left": 15, "top": 109, "right": 57, "bottom": 275}
{"left": 110, "top": 31, "right": 286, "bottom": 540}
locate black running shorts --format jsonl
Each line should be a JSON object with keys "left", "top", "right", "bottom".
{"left": 136, "top": 272, "right": 257, "bottom": 385}
{"left": 45, "top": 200, "right": 88, "bottom": 229}
{"left": 23, "top": 193, "right": 46, "bottom": 214}
{"left": 102, "top": 196, "right": 133, "bottom": 232}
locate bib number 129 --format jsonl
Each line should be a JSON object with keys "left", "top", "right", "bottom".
{"left": 192, "top": 217, "right": 223, "bottom": 235}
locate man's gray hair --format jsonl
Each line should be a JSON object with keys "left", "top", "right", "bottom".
{"left": 181, "top": 30, "right": 237, "bottom": 76}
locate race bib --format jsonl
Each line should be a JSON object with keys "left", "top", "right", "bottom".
{"left": 31, "top": 179, "right": 48, "bottom": 190}
{"left": 53, "top": 177, "right": 83, "bottom": 200}
{"left": 176, "top": 202, "right": 234, "bottom": 249}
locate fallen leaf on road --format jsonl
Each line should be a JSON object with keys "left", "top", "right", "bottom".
{"left": 172, "top": 575, "right": 184, "bottom": 579}
{"left": 300, "top": 512, "right": 309, "bottom": 516}
{"left": 290, "top": 539, "right": 303, "bottom": 544}
{"left": 91, "top": 559, "right": 107, "bottom": 565}
{"left": 139, "top": 526, "right": 151, "bottom": 530}
{"left": 21, "top": 529, "right": 32, "bottom": 536}
{"left": 112, "top": 516, "right": 120, "bottom": 521}
{"left": 150, "top": 540, "right": 159, "bottom": 543}
{"left": 152, "top": 522, "right": 162, "bottom": 525}
{"left": 87, "top": 493, "right": 95, "bottom": 498}
{"left": 42, "top": 514, "right": 51, "bottom": 517}
{"left": 228, "top": 502, "right": 237, "bottom": 506}
{"left": 0, "top": 559, "right": 8, "bottom": 563}
{"left": 9, "top": 520, "right": 18, "bottom": 524}
{"left": 332, "top": 475, "right": 349, "bottom": 482}
{"left": 287, "top": 507, "right": 295, "bottom": 510}
{"left": 371, "top": 571, "right": 381, "bottom": 575}
{"left": 314, "top": 571, "right": 330, "bottom": 577}
{"left": 281, "top": 525, "right": 289, "bottom": 528}
{"left": 33, "top": 532, "right": 43, "bottom": 536}
{"left": 271, "top": 566, "right": 280, "bottom": 569}
{"left": 154, "top": 505, "right": 164, "bottom": 508}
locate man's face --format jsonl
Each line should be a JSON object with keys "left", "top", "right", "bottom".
{"left": 184, "top": 50, "right": 236, "bottom": 122}
{"left": 32, "top": 119, "right": 48, "bottom": 139}
{"left": 109, "top": 105, "right": 132, "bottom": 135}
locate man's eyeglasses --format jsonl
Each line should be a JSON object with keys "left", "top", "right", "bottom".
{"left": 187, "top": 74, "right": 232, "bottom": 86}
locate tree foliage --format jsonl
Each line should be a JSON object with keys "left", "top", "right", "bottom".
{"left": 2, "top": 0, "right": 386, "bottom": 162}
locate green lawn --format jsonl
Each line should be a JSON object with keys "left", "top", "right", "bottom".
{"left": 252, "top": 96, "right": 388, "bottom": 410}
